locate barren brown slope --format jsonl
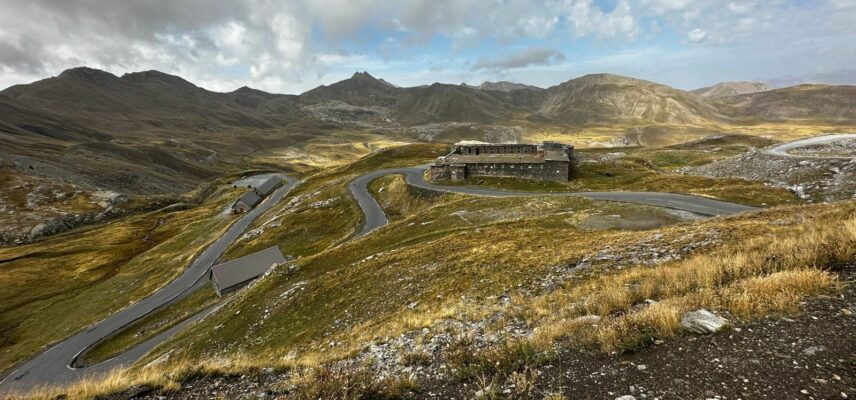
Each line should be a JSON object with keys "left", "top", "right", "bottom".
{"left": 0, "top": 67, "right": 301, "bottom": 134}
{"left": 299, "top": 71, "right": 400, "bottom": 107}
{"left": 537, "top": 73, "right": 727, "bottom": 125}
{"left": 691, "top": 81, "right": 771, "bottom": 98}
{"left": 392, "top": 83, "right": 524, "bottom": 125}
{"left": 716, "top": 84, "right": 856, "bottom": 123}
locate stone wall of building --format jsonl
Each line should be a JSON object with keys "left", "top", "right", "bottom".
{"left": 429, "top": 165, "right": 466, "bottom": 181}
{"left": 465, "top": 161, "right": 568, "bottom": 181}
{"left": 430, "top": 161, "right": 569, "bottom": 182}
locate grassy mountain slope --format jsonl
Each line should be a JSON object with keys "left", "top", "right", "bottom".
{"left": 392, "top": 83, "right": 521, "bottom": 125}
{"left": 24, "top": 143, "right": 854, "bottom": 400}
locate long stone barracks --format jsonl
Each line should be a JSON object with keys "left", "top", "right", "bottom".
{"left": 429, "top": 141, "right": 575, "bottom": 182}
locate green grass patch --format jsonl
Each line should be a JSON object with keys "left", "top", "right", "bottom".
{"left": 222, "top": 144, "right": 448, "bottom": 260}
{"left": 80, "top": 286, "right": 218, "bottom": 366}
{"left": 0, "top": 181, "right": 241, "bottom": 374}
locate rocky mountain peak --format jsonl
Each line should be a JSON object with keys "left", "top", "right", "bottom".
{"left": 351, "top": 71, "right": 376, "bottom": 80}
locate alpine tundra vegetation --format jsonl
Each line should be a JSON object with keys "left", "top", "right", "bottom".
{"left": 0, "top": 1, "right": 855, "bottom": 399}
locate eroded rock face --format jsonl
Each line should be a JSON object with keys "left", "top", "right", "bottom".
{"left": 680, "top": 309, "right": 728, "bottom": 334}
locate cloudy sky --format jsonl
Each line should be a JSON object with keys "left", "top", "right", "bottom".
{"left": 1, "top": 0, "right": 854, "bottom": 93}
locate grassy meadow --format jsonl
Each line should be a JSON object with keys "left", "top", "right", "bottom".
{"left": 0, "top": 175, "right": 245, "bottom": 374}
{"left": 9, "top": 134, "right": 856, "bottom": 399}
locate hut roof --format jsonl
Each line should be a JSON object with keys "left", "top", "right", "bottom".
{"left": 232, "top": 191, "right": 262, "bottom": 209}
{"left": 210, "top": 246, "right": 286, "bottom": 296}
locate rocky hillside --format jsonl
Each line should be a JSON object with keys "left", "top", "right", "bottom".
{"left": 299, "top": 71, "right": 400, "bottom": 107}
{"left": 716, "top": 84, "right": 856, "bottom": 122}
{"left": 691, "top": 81, "right": 770, "bottom": 98}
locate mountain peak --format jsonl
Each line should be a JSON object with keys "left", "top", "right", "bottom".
{"left": 351, "top": 71, "right": 376, "bottom": 80}
{"left": 57, "top": 67, "right": 118, "bottom": 83}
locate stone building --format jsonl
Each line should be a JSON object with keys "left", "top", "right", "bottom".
{"left": 429, "top": 141, "right": 575, "bottom": 182}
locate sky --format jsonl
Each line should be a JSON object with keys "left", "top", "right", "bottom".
{"left": 0, "top": 0, "right": 854, "bottom": 94}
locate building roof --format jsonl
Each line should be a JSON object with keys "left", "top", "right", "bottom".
{"left": 256, "top": 175, "right": 282, "bottom": 196}
{"left": 210, "top": 246, "right": 286, "bottom": 295}
{"left": 436, "top": 152, "right": 569, "bottom": 165}
{"left": 232, "top": 191, "right": 262, "bottom": 209}
{"left": 543, "top": 150, "right": 571, "bottom": 162}
{"left": 454, "top": 140, "right": 491, "bottom": 145}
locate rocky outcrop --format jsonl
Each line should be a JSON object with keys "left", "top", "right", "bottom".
{"left": 0, "top": 195, "right": 177, "bottom": 245}
{"left": 684, "top": 139, "right": 856, "bottom": 202}
{"left": 680, "top": 309, "right": 728, "bottom": 334}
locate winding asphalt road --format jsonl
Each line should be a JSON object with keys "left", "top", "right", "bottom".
{"left": 764, "top": 133, "right": 856, "bottom": 158}
{"left": 349, "top": 166, "right": 759, "bottom": 237}
{"left": 1, "top": 164, "right": 760, "bottom": 394}
{"left": 0, "top": 175, "right": 298, "bottom": 394}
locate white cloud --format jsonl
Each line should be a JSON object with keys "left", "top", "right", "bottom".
{"left": 0, "top": 0, "right": 853, "bottom": 92}
{"left": 564, "top": 0, "right": 639, "bottom": 40}
{"left": 687, "top": 28, "right": 708, "bottom": 43}
{"left": 472, "top": 47, "right": 565, "bottom": 71}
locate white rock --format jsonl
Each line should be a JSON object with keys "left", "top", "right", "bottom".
{"left": 616, "top": 396, "right": 636, "bottom": 400}
{"left": 574, "top": 315, "right": 602, "bottom": 324}
{"left": 680, "top": 309, "right": 728, "bottom": 334}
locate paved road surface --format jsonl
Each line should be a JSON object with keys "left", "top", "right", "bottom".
{"left": 0, "top": 175, "right": 297, "bottom": 394}
{"left": 765, "top": 134, "right": 856, "bottom": 158}
{"left": 349, "top": 166, "right": 758, "bottom": 237}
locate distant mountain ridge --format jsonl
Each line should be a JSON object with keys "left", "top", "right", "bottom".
{"left": 691, "top": 81, "right": 771, "bottom": 98}
{"left": 3, "top": 67, "right": 855, "bottom": 134}
{"left": 475, "top": 81, "right": 542, "bottom": 92}
{"left": 1, "top": 66, "right": 855, "bottom": 198}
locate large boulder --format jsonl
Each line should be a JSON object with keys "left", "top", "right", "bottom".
{"left": 680, "top": 309, "right": 728, "bottom": 334}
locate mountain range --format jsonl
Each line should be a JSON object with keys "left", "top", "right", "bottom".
{"left": 3, "top": 67, "right": 855, "bottom": 135}
{"left": 1, "top": 67, "right": 855, "bottom": 196}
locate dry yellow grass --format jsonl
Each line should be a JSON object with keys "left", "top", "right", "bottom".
{"left": 16, "top": 352, "right": 323, "bottom": 400}
{"left": 527, "top": 211, "right": 854, "bottom": 351}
